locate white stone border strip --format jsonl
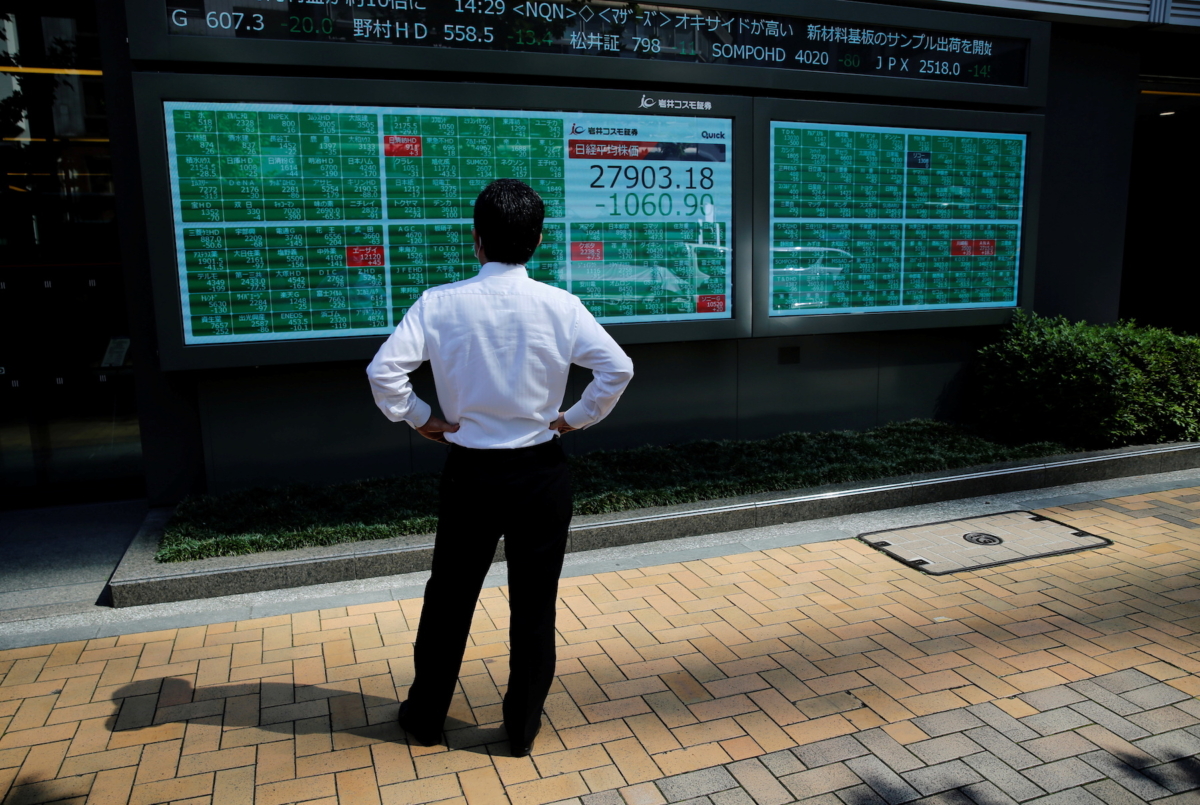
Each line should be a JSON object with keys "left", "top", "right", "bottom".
{"left": 107, "top": 441, "right": 1200, "bottom": 607}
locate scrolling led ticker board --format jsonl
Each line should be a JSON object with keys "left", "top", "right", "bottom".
{"left": 769, "top": 121, "right": 1026, "bottom": 316}
{"left": 163, "top": 0, "right": 1028, "bottom": 87}
{"left": 166, "top": 101, "right": 734, "bottom": 345}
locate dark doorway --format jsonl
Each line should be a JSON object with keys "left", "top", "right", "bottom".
{"left": 0, "top": 1, "right": 144, "bottom": 507}
{"left": 1120, "top": 74, "right": 1200, "bottom": 335}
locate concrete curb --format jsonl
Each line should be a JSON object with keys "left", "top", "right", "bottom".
{"left": 108, "top": 441, "right": 1200, "bottom": 607}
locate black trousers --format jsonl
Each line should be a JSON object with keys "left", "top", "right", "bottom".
{"left": 403, "top": 437, "right": 571, "bottom": 747}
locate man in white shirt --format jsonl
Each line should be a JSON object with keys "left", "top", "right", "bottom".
{"left": 366, "top": 179, "right": 633, "bottom": 757}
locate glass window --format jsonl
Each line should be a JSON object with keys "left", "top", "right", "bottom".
{"left": 0, "top": 2, "right": 143, "bottom": 505}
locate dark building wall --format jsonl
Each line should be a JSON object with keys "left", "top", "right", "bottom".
{"left": 1032, "top": 24, "right": 1140, "bottom": 324}
{"left": 198, "top": 328, "right": 991, "bottom": 494}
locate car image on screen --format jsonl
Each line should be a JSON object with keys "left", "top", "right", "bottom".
{"left": 771, "top": 246, "right": 851, "bottom": 310}
{"left": 572, "top": 241, "right": 730, "bottom": 319}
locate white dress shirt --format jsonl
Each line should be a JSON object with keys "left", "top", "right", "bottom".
{"left": 367, "top": 262, "right": 634, "bottom": 449}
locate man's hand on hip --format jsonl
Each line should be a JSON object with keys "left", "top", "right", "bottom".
{"left": 550, "top": 413, "right": 577, "bottom": 434}
{"left": 416, "top": 416, "right": 460, "bottom": 444}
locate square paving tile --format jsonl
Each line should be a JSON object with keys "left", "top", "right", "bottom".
{"left": 857, "top": 511, "right": 1111, "bottom": 575}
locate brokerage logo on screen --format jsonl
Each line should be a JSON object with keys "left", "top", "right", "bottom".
{"left": 164, "top": 101, "right": 734, "bottom": 345}
{"left": 768, "top": 120, "right": 1025, "bottom": 316}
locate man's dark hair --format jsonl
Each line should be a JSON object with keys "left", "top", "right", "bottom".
{"left": 473, "top": 179, "right": 544, "bottom": 265}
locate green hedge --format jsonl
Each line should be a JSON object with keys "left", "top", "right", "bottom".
{"left": 973, "top": 310, "right": 1200, "bottom": 449}
{"left": 157, "top": 420, "right": 1063, "bottom": 562}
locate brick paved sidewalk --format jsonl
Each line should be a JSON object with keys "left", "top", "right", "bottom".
{"left": 2, "top": 487, "right": 1200, "bottom": 805}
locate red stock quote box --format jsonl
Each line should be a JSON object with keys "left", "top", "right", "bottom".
{"left": 346, "top": 246, "right": 385, "bottom": 266}
{"left": 384, "top": 136, "right": 423, "bottom": 157}
{"left": 950, "top": 239, "right": 997, "bottom": 256}
{"left": 697, "top": 295, "right": 726, "bottom": 313}
{"left": 571, "top": 241, "right": 604, "bottom": 260}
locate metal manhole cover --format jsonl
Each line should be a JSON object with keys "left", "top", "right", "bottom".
{"left": 858, "top": 511, "right": 1112, "bottom": 575}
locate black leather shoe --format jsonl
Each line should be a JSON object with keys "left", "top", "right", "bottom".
{"left": 398, "top": 700, "right": 441, "bottom": 747}
{"left": 509, "top": 722, "right": 542, "bottom": 758}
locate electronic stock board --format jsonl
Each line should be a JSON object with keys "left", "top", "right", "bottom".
{"left": 128, "top": 0, "right": 1048, "bottom": 106}
{"left": 169, "top": 102, "right": 733, "bottom": 344}
{"left": 129, "top": 4, "right": 1046, "bottom": 367}
{"left": 770, "top": 122, "right": 1025, "bottom": 315}
{"left": 136, "top": 77, "right": 753, "bottom": 367}
{"left": 161, "top": 0, "right": 1027, "bottom": 85}
{"left": 754, "top": 100, "right": 1042, "bottom": 336}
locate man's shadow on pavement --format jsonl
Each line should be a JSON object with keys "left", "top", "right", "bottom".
{"left": 102, "top": 677, "right": 512, "bottom": 756}
{"left": 96, "top": 679, "right": 1200, "bottom": 795}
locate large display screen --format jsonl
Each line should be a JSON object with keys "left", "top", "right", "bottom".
{"left": 165, "top": 101, "right": 733, "bottom": 344}
{"left": 161, "top": 1, "right": 1029, "bottom": 88}
{"left": 769, "top": 121, "right": 1025, "bottom": 316}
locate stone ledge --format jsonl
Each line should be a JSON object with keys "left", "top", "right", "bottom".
{"left": 107, "top": 441, "right": 1200, "bottom": 607}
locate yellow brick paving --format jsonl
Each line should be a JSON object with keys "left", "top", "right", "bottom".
{"left": 2, "top": 487, "right": 1200, "bottom": 805}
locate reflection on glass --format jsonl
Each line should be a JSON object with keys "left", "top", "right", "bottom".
{"left": 1, "top": 4, "right": 143, "bottom": 505}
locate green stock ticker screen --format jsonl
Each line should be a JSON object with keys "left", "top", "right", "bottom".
{"left": 165, "top": 101, "right": 734, "bottom": 345}
{"left": 770, "top": 121, "right": 1026, "bottom": 316}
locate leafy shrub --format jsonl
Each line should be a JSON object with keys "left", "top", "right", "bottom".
{"left": 158, "top": 475, "right": 440, "bottom": 563}
{"left": 566, "top": 420, "right": 1058, "bottom": 515}
{"left": 157, "top": 420, "right": 1063, "bottom": 562}
{"left": 973, "top": 310, "right": 1200, "bottom": 449}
